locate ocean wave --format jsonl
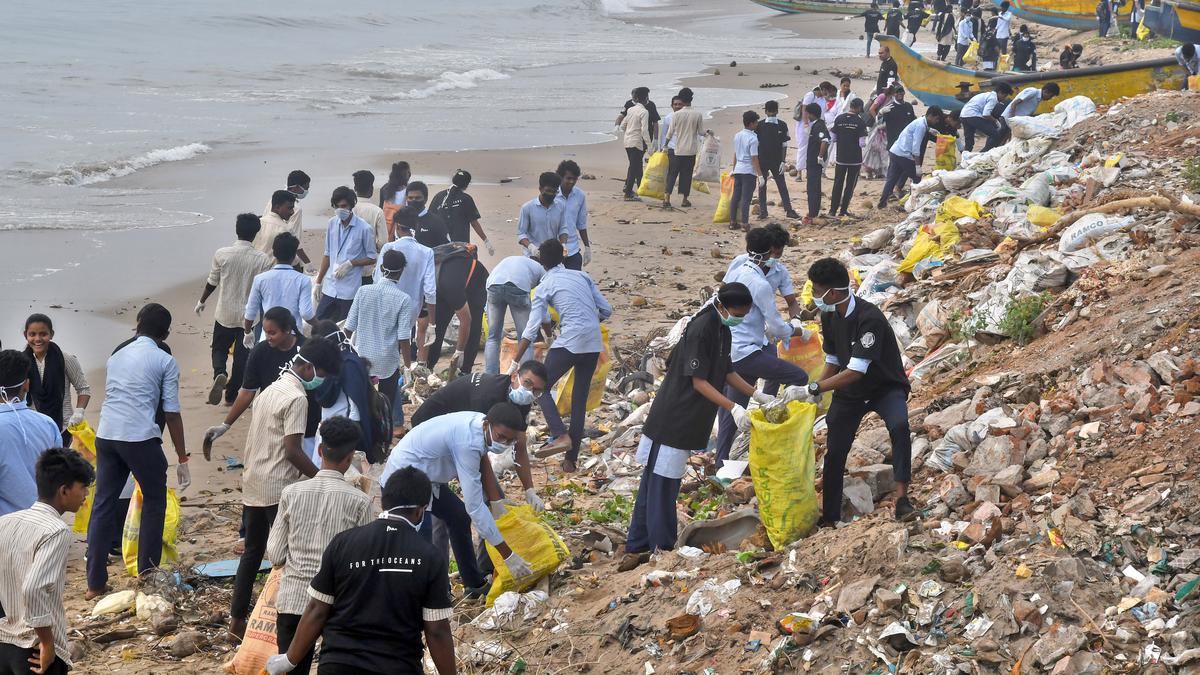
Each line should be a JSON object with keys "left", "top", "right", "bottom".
{"left": 378, "top": 68, "right": 510, "bottom": 101}
{"left": 37, "top": 143, "right": 212, "bottom": 186}
{"left": 596, "top": 0, "right": 668, "bottom": 14}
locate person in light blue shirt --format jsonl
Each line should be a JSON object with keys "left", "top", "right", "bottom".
{"left": 555, "top": 160, "right": 591, "bottom": 271}
{"left": 726, "top": 223, "right": 803, "bottom": 323}
{"left": 345, "top": 248, "right": 415, "bottom": 428}
{"left": 244, "top": 232, "right": 314, "bottom": 340}
{"left": 514, "top": 240, "right": 612, "bottom": 473}
{"left": 0, "top": 351, "right": 62, "bottom": 517}
{"left": 995, "top": 1, "right": 1014, "bottom": 52}
{"left": 87, "top": 303, "right": 190, "bottom": 598}
{"left": 877, "top": 106, "right": 946, "bottom": 208}
{"left": 1002, "top": 83, "right": 1059, "bottom": 120}
{"left": 713, "top": 229, "right": 809, "bottom": 467}
{"left": 315, "top": 186, "right": 378, "bottom": 323}
{"left": 960, "top": 82, "right": 1013, "bottom": 151}
{"left": 955, "top": 11, "right": 976, "bottom": 65}
{"left": 517, "top": 172, "right": 568, "bottom": 257}
{"left": 484, "top": 255, "right": 546, "bottom": 374}
{"left": 379, "top": 404, "right": 535, "bottom": 595}
{"left": 375, "top": 207, "right": 437, "bottom": 364}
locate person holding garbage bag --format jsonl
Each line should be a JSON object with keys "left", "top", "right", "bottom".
{"left": 379, "top": 402, "right": 536, "bottom": 597}
{"left": 803, "top": 258, "right": 916, "bottom": 524}
{"left": 620, "top": 282, "right": 759, "bottom": 571}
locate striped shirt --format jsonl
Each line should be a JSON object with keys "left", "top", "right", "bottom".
{"left": 265, "top": 470, "right": 373, "bottom": 615}
{"left": 345, "top": 279, "right": 416, "bottom": 379}
{"left": 242, "top": 373, "right": 309, "bottom": 507}
{"left": 245, "top": 264, "right": 315, "bottom": 329}
{"left": 374, "top": 236, "right": 436, "bottom": 319}
{"left": 353, "top": 203, "right": 389, "bottom": 256}
{"left": 33, "top": 352, "right": 90, "bottom": 429}
{"left": 207, "top": 241, "right": 272, "bottom": 328}
{"left": 97, "top": 336, "right": 181, "bottom": 443}
{"left": 523, "top": 265, "right": 612, "bottom": 354}
{"left": 0, "top": 502, "right": 73, "bottom": 667}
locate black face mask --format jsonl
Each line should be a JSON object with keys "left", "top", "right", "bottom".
{"left": 407, "top": 198, "right": 426, "bottom": 210}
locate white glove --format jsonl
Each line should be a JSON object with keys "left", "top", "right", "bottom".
{"left": 243, "top": 331, "right": 256, "bottom": 350}
{"left": 782, "top": 385, "right": 815, "bottom": 403}
{"left": 176, "top": 462, "right": 192, "bottom": 493}
{"left": 779, "top": 162, "right": 787, "bottom": 174}
{"left": 525, "top": 243, "right": 538, "bottom": 257}
{"left": 400, "top": 366, "right": 413, "bottom": 391}
{"left": 449, "top": 350, "right": 464, "bottom": 373}
{"left": 731, "top": 404, "right": 751, "bottom": 433}
{"left": 205, "top": 423, "right": 230, "bottom": 443}
{"left": 67, "top": 409, "right": 85, "bottom": 427}
{"left": 750, "top": 391, "right": 776, "bottom": 407}
{"left": 504, "top": 361, "right": 519, "bottom": 376}
{"left": 303, "top": 262, "right": 318, "bottom": 275}
{"left": 333, "top": 260, "right": 354, "bottom": 279}
{"left": 757, "top": 175, "right": 767, "bottom": 189}
{"left": 194, "top": 301, "right": 205, "bottom": 316}
{"left": 582, "top": 246, "right": 592, "bottom": 267}
{"left": 312, "top": 282, "right": 323, "bottom": 308}
{"left": 265, "top": 654, "right": 297, "bottom": 675}
{"left": 504, "top": 551, "right": 535, "bottom": 579}
{"left": 818, "top": 157, "right": 828, "bottom": 168}
{"left": 525, "top": 488, "right": 545, "bottom": 513}
{"left": 790, "top": 320, "right": 814, "bottom": 341}
{"left": 489, "top": 500, "right": 509, "bottom": 519}
{"left": 484, "top": 239, "right": 495, "bottom": 256}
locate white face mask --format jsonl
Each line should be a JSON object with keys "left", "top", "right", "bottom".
{"left": 379, "top": 505, "right": 425, "bottom": 531}
{"left": 335, "top": 207, "right": 352, "bottom": 222}
{"left": 508, "top": 384, "right": 535, "bottom": 406}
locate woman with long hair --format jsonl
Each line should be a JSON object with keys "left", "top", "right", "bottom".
{"left": 22, "top": 313, "right": 90, "bottom": 444}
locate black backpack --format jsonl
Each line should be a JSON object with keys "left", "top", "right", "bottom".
{"left": 367, "top": 385, "right": 394, "bottom": 462}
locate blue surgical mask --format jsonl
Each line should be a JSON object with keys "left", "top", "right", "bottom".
{"left": 715, "top": 301, "right": 744, "bottom": 327}
{"left": 508, "top": 385, "right": 535, "bottom": 406}
{"left": 292, "top": 354, "right": 325, "bottom": 390}
{"left": 485, "top": 426, "right": 516, "bottom": 455}
{"left": 815, "top": 286, "right": 851, "bottom": 313}
{"left": 335, "top": 207, "right": 352, "bottom": 222}
{"left": 763, "top": 258, "right": 777, "bottom": 269}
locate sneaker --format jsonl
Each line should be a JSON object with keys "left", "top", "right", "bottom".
{"left": 895, "top": 496, "right": 918, "bottom": 522}
{"left": 624, "top": 194, "right": 642, "bottom": 202}
{"left": 662, "top": 199, "right": 672, "bottom": 209}
{"left": 756, "top": 211, "right": 768, "bottom": 220}
{"left": 826, "top": 210, "right": 839, "bottom": 219}
{"left": 785, "top": 210, "right": 801, "bottom": 219}
{"left": 680, "top": 198, "right": 692, "bottom": 207}
{"left": 207, "top": 374, "right": 228, "bottom": 406}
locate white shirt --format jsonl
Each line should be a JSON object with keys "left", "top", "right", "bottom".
{"left": 728, "top": 254, "right": 795, "bottom": 297}
{"left": 961, "top": 91, "right": 1000, "bottom": 118}
{"left": 1177, "top": 46, "right": 1200, "bottom": 75}
{"left": 207, "top": 240, "right": 272, "bottom": 328}
{"left": 732, "top": 128, "right": 760, "bottom": 175}
{"left": 659, "top": 111, "right": 676, "bottom": 151}
{"left": 255, "top": 207, "right": 303, "bottom": 261}
{"left": 555, "top": 186, "right": 588, "bottom": 256}
{"left": 957, "top": 16, "right": 975, "bottom": 44}
{"left": 488, "top": 256, "right": 545, "bottom": 292}
{"left": 353, "top": 202, "right": 388, "bottom": 261}
{"left": 996, "top": 9, "right": 1013, "bottom": 38}
{"left": 636, "top": 435, "right": 689, "bottom": 480}
{"left": 523, "top": 265, "right": 612, "bottom": 354}
{"left": 379, "top": 411, "right": 503, "bottom": 545}
{"left": 620, "top": 103, "right": 652, "bottom": 150}
{"left": 245, "top": 264, "right": 315, "bottom": 328}
{"left": 98, "top": 336, "right": 181, "bottom": 442}
{"left": 374, "top": 236, "right": 436, "bottom": 337}
{"left": 1002, "top": 87, "right": 1043, "bottom": 119}
{"left": 665, "top": 107, "right": 705, "bottom": 156}
{"left": 722, "top": 261, "right": 793, "bottom": 362}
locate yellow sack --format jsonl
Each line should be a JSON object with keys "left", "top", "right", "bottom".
{"left": 68, "top": 420, "right": 98, "bottom": 534}
{"left": 936, "top": 195, "right": 985, "bottom": 224}
{"left": 484, "top": 504, "right": 570, "bottom": 606}
{"left": 122, "top": 485, "right": 181, "bottom": 576}
{"left": 223, "top": 568, "right": 282, "bottom": 675}
{"left": 712, "top": 172, "right": 734, "bottom": 224}
{"left": 553, "top": 325, "right": 612, "bottom": 416}
{"left": 748, "top": 402, "right": 819, "bottom": 549}
{"left": 691, "top": 180, "right": 710, "bottom": 195}
{"left": 480, "top": 312, "right": 489, "bottom": 351}
{"left": 998, "top": 54, "right": 1010, "bottom": 72}
{"left": 963, "top": 40, "right": 980, "bottom": 67}
{"left": 934, "top": 134, "right": 958, "bottom": 171}
{"left": 637, "top": 151, "right": 670, "bottom": 200}
{"left": 1027, "top": 205, "right": 1060, "bottom": 229}
{"left": 776, "top": 328, "right": 832, "bottom": 412}
{"left": 897, "top": 221, "right": 961, "bottom": 274}
{"left": 800, "top": 268, "right": 863, "bottom": 307}
{"left": 1136, "top": 16, "right": 1150, "bottom": 40}
{"left": 1190, "top": 75, "right": 1200, "bottom": 91}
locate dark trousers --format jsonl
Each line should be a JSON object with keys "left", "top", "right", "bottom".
{"left": 729, "top": 173, "right": 756, "bottom": 225}
{"left": 563, "top": 252, "right": 583, "bottom": 271}
{"left": 962, "top": 116, "right": 1005, "bottom": 152}
{"left": 829, "top": 164, "right": 862, "bottom": 215}
{"left": 319, "top": 665, "right": 382, "bottom": 675}
{"left": 865, "top": 31, "right": 876, "bottom": 57}
{"left": 665, "top": 153, "right": 697, "bottom": 197}
{"left": 418, "top": 485, "right": 487, "bottom": 589}
{"left": 954, "top": 42, "right": 969, "bottom": 65}
{"left": 822, "top": 388, "right": 912, "bottom": 522}
{"left": 757, "top": 162, "right": 793, "bottom": 216}
{"left": 536, "top": 348, "right": 600, "bottom": 462}
{"left": 86, "top": 438, "right": 167, "bottom": 591}
{"left": 936, "top": 43, "right": 952, "bottom": 60}
{"left": 0, "top": 643, "right": 68, "bottom": 675}
{"left": 231, "top": 504, "right": 278, "bottom": 619}
{"left": 315, "top": 295, "right": 353, "bottom": 323}
{"left": 378, "top": 369, "right": 405, "bottom": 426}
{"left": 626, "top": 439, "right": 682, "bottom": 553}
{"left": 998, "top": 36, "right": 1009, "bottom": 53}
{"left": 714, "top": 348, "right": 809, "bottom": 467}
{"left": 426, "top": 256, "right": 487, "bottom": 374}
{"left": 624, "top": 147, "right": 645, "bottom": 196}
{"left": 211, "top": 322, "right": 249, "bottom": 403}
{"left": 805, "top": 166, "right": 823, "bottom": 217}
{"left": 877, "top": 153, "right": 918, "bottom": 207}
{"left": 276, "top": 613, "right": 315, "bottom": 675}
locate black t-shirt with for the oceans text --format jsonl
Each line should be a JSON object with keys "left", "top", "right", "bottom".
{"left": 819, "top": 297, "right": 910, "bottom": 401}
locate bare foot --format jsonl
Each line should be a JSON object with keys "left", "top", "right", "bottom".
{"left": 84, "top": 586, "right": 111, "bottom": 601}
{"left": 560, "top": 458, "right": 577, "bottom": 473}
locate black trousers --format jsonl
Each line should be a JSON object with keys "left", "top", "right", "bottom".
{"left": 665, "top": 153, "right": 696, "bottom": 197}
{"left": 426, "top": 256, "right": 487, "bottom": 374}
{"left": 563, "top": 252, "right": 583, "bottom": 270}
{"left": 0, "top": 643, "right": 68, "bottom": 675}
{"left": 757, "top": 161, "right": 794, "bottom": 215}
{"left": 936, "top": 43, "right": 952, "bottom": 60}
{"left": 955, "top": 42, "right": 969, "bottom": 65}
{"left": 624, "top": 147, "right": 645, "bottom": 196}
{"left": 822, "top": 389, "right": 912, "bottom": 522}
{"left": 805, "top": 167, "right": 823, "bottom": 217}
{"left": 211, "top": 322, "right": 249, "bottom": 404}
{"left": 276, "top": 613, "right": 316, "bottom": 675}
{"left": 829, "top": 164, "right": 862, "bottom": 215}
{"left": 231, "top": 504, "right": 278, "bottom": 619}
{"left": 319, "top": 664, "right": 387, "bottom": 675}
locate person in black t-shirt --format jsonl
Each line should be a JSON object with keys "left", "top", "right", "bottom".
{"left": 619, "top": 283, "right": 758, "bottom": 571}
{"left": 803, "top": 259, "right": 915, "bottom": 524}
{"left": 425, "top": 246, "right": 489, "bottom": 376}
{"left": 829, "top": 98, "right": 869, "bottom": 219}
{"left": 885, "top": 1, "right": 904, "bottom": 36}
{"left": 755, "top": 100, "right": 799, "bottom": 220}
{"left": 874, "top": 45, "right": 899, "bottom": 97}
{"left": 402, "top": 181, "right": 450, "bottom": 249}
{"left": 1011, "top": 25, "right": 1037, "bottom": 71}
{"left": 905, "top": 3, "right": 926, "bottom": 44}
{"left": 265, "top": 467, "right": 455, "bottom": 675}
{"left": 803, "top": 102, "right": 830, "bottom": 225}
{"left": 881, "top": 85, "right": 916, "bottom": 148}
{"left": 860, "top": 2, "right": 884, "bottom": 56}
{"left": 429, "top": 170, "right": 494, "bottom": 255}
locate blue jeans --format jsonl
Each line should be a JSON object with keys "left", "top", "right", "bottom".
{"left": 822, "top": 388, "right": 912, "bottom": 522}
{"left": 729, "top": 173, "right": 756, "bottom": 225}
{"left": 537, "top": 348, "right": 600, "bottom": 462}
{"left": 86, "top": 438, "right": 168, "bottom": 591}
{"left": 484, "top": 283, "right": 532, "bottom": 374}
{"left": 714, "top": 347, "right": 809, "bottom": 467}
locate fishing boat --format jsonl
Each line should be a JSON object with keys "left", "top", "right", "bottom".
{"left": 991, "top": 0, "right": 1130, "bottom": 30}
{"left": 877, "top": 35, "right": 1186, "bottom": 111}
{"left": 1144, "top": 0, "right": 1200, "bottom": 43}
{"left": 747, "top": 0, "right": 875, "bottom": 15}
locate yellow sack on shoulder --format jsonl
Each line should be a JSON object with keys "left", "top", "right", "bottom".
{"left": 224, "top": 568, "right": 282, "bottom": 675}
{"left": 484, "top": 504, "right": 570, "bottom": 607}
{"left": 749, "top": 402, "right": 819, "bottom": 549}
{"left": 712, "top": 172, "right": 734, "bottom": 224}
{"left": 637, "top": 151, "right": 670, "bottom": 200}
{"left": 776, "top": 328, "right": 832, "bottom": 412}
{"left": 934, "top": 134, "right": 958, "bottom": 171}
{"left": 68, "top": 420, "right": 98, "bottom": 534}
{"left": 122, "top": 485, "right": 181, "bottom": 576}
{"left": 554, "top": 325, "right": 611, "bottom": 416}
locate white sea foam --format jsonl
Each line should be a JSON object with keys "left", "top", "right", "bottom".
{"left": 382, "top": 68, "right": 510, "bottom": 101}
{"left": 42, "top": 143, "right": 212, "bottom": 186}
{"left": 597, "top": 0, "right": 668, "bottom": 15}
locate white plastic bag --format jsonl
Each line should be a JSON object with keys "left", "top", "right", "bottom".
{"left": 693, "top": 131, "right": 722, "bottom": 183}
{"left": 937, "top": 168, "right": 983, "bottom": 191}
{"left": 1053, "top": 96, "right": 1097, "bottom": 128}
{"left": 1058, "top": 214, "right": 1134, "bottom": 253}
{"left": 1007, "top": 114, "right": 1065, "bottom": 140}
